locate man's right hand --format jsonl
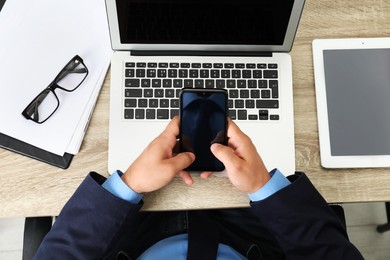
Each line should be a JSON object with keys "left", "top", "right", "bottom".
{"left": 205, "top": 119, "right": 271, "bottom": 193}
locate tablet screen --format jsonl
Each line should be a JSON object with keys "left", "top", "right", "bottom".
{"left": 323, "top": 49, "right": 390, "bottom": 156}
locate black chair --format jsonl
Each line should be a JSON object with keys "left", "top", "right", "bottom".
{"left": 23, "top": 217, "right": 54, "bottom": 260}
{"left": 22, "top": 205, "right": 348, "bottom": 259}
{"left": 376, "top": 202, "right": 390, "bottom": 233}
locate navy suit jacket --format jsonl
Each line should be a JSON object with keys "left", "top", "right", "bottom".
{"left": 34, "top": 172, "right": 363, "bottom": 259}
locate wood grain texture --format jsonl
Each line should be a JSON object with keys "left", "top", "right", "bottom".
{"left": 2, "top": 0, "right": 390, "bottom": 217}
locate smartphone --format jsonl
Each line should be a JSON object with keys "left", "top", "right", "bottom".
{"left": 179, "top": 88, "right": 228, "bottom": 171}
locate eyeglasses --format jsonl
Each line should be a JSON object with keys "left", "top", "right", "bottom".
{"left": 22, "top": 55, "right": 89, "bottom": 124}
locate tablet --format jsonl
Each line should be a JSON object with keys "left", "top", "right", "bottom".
{"left": 313, "top": 38, "right": 390, "bottom": 168}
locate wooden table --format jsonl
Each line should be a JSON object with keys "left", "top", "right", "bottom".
{"left": 2, "top": 0, "right": 390, "bottom": 218}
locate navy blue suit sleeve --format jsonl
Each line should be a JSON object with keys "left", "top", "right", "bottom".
{"left": 250, "top": 172, "right": 363, "bottom": 260}
{"left": 34, "top": 172, "right": 143, "bottom": 260}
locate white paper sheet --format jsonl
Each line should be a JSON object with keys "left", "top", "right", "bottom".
{"left": 0, "top": 0, "right": 112, "bottom": 156}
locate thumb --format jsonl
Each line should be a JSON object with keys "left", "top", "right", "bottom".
{"left": 210, "top": 143, "right": 240, "bottom": 169}
{"left": 167, "top": 152, "right": 195, "bottom": 172}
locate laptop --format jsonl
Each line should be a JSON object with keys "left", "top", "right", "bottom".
{"left": 105, "top": 0, "right": 305, "bottom": 175}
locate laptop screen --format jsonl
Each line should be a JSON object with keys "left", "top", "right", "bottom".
{"left": 115, "top": 0, "right": 294, "bottom": 46}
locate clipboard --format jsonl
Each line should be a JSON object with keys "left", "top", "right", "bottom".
{"left": 0, "top": 132, "right": 73, "bottom": 169}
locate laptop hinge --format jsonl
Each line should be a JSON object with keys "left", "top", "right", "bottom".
{"left": 130, "top": 50, "right": 272, "bottom": 57}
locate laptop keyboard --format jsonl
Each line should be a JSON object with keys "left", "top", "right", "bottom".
{"left": 123, "top": 62, "right": 280, "bottom": 121}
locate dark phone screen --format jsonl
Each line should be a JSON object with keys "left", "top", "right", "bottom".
{"left": 180, "top": 89, "right": 227, "bottom": 171}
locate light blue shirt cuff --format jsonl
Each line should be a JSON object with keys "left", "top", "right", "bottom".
{"left": 102, "top": 170, "right": 143, "bottom": 204}
{"left": 248, "top": 168, "right": 291, "bottom": 202}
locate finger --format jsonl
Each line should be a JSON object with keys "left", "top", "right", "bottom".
{"left": 200, "top": 172, "right": 213, "bottom": 178}
{"left": 178, "top": 171, "right": 194, "bottom": 185}
{"left": 160, "top": 117, "right": 180, "bottom": 149}
{"left": 210, "top": 143, "right": 241, "bottom": 169}
{"left": 166, "top": 152, "right": 195, "bottom": 173}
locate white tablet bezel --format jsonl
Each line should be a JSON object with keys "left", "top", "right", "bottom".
{"left": 312, "top": 37, "right": 390, "bottom": 168}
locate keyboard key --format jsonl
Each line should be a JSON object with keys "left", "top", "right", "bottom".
{"left": 270, "top": 115, "right": 280, "bottom": 120}
{"left": 229, "top": 110, "right": 236, "bottom": 120}
{"left": 181, "top": 63, "right": 190, "bottom": 68}
{"left": 163, "top": 79, "right": 172, "bottom": 88}
{"left": 257, "top": 63, "right": 267, "bottom": 69}
{"left": 124, "top": 99, "right": 136, "bottom": 107}
{"left": 200, "top": 70, "right": 209, "bottom": 78}
{"left": 125, "top": 69, "right": 134, "bottom": 77}
{"left": 147, "top": 69, "right": 156, "bottom": 77}
{"left": 146, "top": 109, "right": 156, "bottom": 119}
{"left": 227, "top": 80, "right": 236, "bottom": 88}
{"left": 228, "top": 100, "right": 233, "bottom": 108}
{"left": 157, "top": 109, "right": 169, "bottom": 119}
{"left": 211, "top": 70, "right": 220, "bottom": 78}
{"left": 124, "top": 109, "right": 134, "bottom": 119}
{"left": 246, "top": 63, "right": 256, "bottom": 69}
{"left": 168, "top": 69, "right": 177, "bottom": 78}
{"left": 125, "top": 62, "right": 135, "bottom": 68}
{"left": 190, "top": 69, "right": 199, "bottom": 78}
{"left": 256, "top": 100, "right": 279, "bottom": 108}
{"left": 202, "top": 63, "right": 212, "bottom": 68}
{"left": 149, "top": 99, "right": 158, "bottom": 108}
{"left": 242, "top": 70, "right": 252, "bottom": 78}
{"left": 235, "top": 99, "right": 244, "bottom": 108}
{"left": 191, "top": 63, "right": 201, "bottom": 68}
{"left": 159, "top": 63, "right": 168, "bottom": 68}
{"left": 184, "top": 79, "right": 193, "bottom": 88}
{"left": 224, "top": 63, "right": 234, "bottom": 68}
{"left": 136, "top": 62, "right": 146, "bottom": 67}
{"left": 238, "top": 110, "right": 247, "bottom": 120}
{"left": 248, "top": 80, "right": 257, "bottom": 88}
{"left": 125, "top": 79, "right": 140, "bottom": 87}
{"left": 232, "top": 70, "right": 241, "bottom": 78}
{"left": 221, "top": 70, "right": 230, "bottom": 78}
{"left": 179, "top": 69, "right": 188, "bottom": 78}
{"left": 173, "top": 79, "right": 182, "bottom": 88}
{"left": 141, "top": 79, "right": 150, "bottom": 87}
{"left": 258, "top": 80, "right": 267, "bottom": 88}
{"left": 148, "top": 63, "right": 157, "bottom": 68}
{"left": 253, "top": 70, "right": 262, "bottom": 78}
{"left": 158, "top": 69, "right": 167, "bottom": 77}
{"left": 245, "top": 99, "right": 255, "bottom": 108}
{"left": 136, "top": 69, "right": 145, "bottom": 77}
{"left": 237, "top": 80, "right": 246, "bottom": 88}
{"left": 165, "top": 89, "right": 175, "bottom": 97}
{"left": 125, "top": 89, "right": 142, "bottom": 97}
{"left": 160, "top": 99, "right": 169, "bottom": 108}
{"left": 170, "top": 109, "right": 180, "bottom": 119}
{"left": 264, "top": 70, "right": 278, "bottom": 78}
{"left": 138, "top": 99, "right": 147, "bottom": 107}
{"left": 229, "top": 89, "right": 239, "bottom": 98}
{"left": 152, "top": 79, "right": 161, "bottom": 88}
{"left": 170, "top": 63, "right": 179, "bottom": 68}
{"left": 155, "top": 89, "right": 164, "bottom": 97}
{"left": 216, "top": 80, "right": 225, "bottom": 88}
{"left": 213, "top": 63, "right": 223, "bottom": 68}
{"left": 135, "top": 109, "right": 145, "bottom": 119}
{"left": 205, "top": 80, "right": 214, "bottom": 88}
{"left": 261, "top": 89, "right": 271, "bottom": 99}
{"left": 144, "top": 89, "right": 153, "bottom": 97}
{"left": 268, "top": 64, "right": 278, "bottom": 69}
{"left": 195, "top": 79, "right": 204, "bottom": 88}
{"left": 251, "top": 90, "right": 260, "bottom": 98}
{"left": 269, "top": 80, "right": 279, "bottom": 98}
{"left": 170, "top": 99, "right": 179, "bottom": 108}
{"left": 248, "top": 115, "right": 258, "bottom": 120}
{"left": 259, "top": 110, "right": 269, "bottom": 120}
{"left": 235, "top": 63, "right": 245, "bottom": 68}
{"left": 240, "top": 89, "right": 249, "bottom": 98}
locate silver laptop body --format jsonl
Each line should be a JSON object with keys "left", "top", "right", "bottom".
{"left": 105, "top": 0, "right": 305, "bottom": 175}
